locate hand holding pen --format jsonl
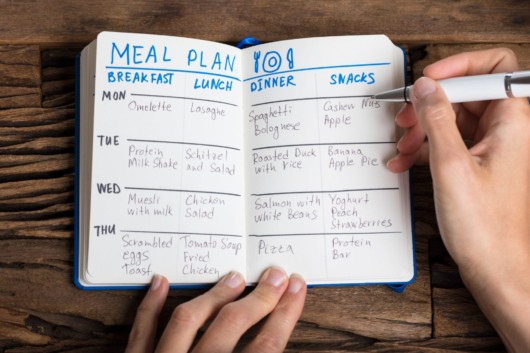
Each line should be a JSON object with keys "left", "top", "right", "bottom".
{"left": 385, "top": 48, "right": 530, "bottom": 352}
{"left": 373, "top": 70, "right": 530, "bottom": 103}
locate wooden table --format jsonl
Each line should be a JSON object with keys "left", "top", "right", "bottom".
{"left": 0, "top": 1, "right": 528, "bottom": 351}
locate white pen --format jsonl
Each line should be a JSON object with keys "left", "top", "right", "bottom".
{"left": 372, "top": 70, "right": 530, "bottom": 103}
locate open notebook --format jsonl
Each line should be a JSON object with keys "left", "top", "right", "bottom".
{"left": 75, "top": 32, "right": 415, "bottom": 290}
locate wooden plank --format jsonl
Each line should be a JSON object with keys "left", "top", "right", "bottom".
{"left": 433, "top": 287, "right": 496, "bottom": 338}
{"left": 0, "top": 108, "right": 74, "bottom": 152}
{"left": 0, "top": 154, "right": 73, "bottom": 181}
{"left": 0, "top": 1, "right": 528, "bottom": 46}
{"left": 0, "top": 200, "right": 72, "bottom": 224}
{"left": 0, "top": 108, "right": 74, "bottom": 233}
{"left": 0, "top": 266, "right": 141, "bottom": 325}
{"left": 0, "top": 46, "right": 40, "bottom": 84}
{"left": 0, "top": 46, "right": 41, "bottom": 108}
{"left": 0, "top": 239, "right": 72, "bottom": 269}
{"left": 411, "top": 44, "right": 530, "bottom": 80}
{"left": 0, "top": 218, "right": 72, "bottom": 238}
{"left": 0, "top": 87, "right": 40, "bottom": 110}
{"left": 356, "top": 337, "right": 505, "bottom": 352}
{"left": 0, "top": 308, "right": 125, "bottom": 352}
{"left": 292, "top": 329, "right": 505, "bottom": 352}
{"left": 41, "top": 48, "right": 78, "bottom": 108}
{"left": 0, "top": 322, "right": 50, "bottom": 346}
{"left": 0, "top": 176, "right": 72, "bottom": 203}
{"left": 430, "top": 238, "right": 497, "bottom": 338}
{"left": 0, "top": 107, "right": 73, "bottom": 132}
{"left": 2, "top": 337, "right": 506, "bottom": 353}
{"left": 3, "top": 341, "right": 125, "bottom": 353}
{"left": 288, "top": 320, "right": 376, "bottom": 345}
{"left": 41, "top": 79, "right": 75, "bottom": 108}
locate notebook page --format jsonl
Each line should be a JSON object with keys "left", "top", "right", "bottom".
{"left": 242, "top": 35, "right": 414, "bottom": 284}
{"left": 85, "top": 32, "right": 245, "bottom": 285}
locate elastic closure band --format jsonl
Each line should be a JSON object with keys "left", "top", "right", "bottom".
{"left": 236, "top": 37, "right": 261, "bottom": 49}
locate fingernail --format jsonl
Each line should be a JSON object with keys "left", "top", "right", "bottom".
{"left": 150, "top": 275, "right": 162, "bottom": 291}
{"left": 386, "top": 156, "right": 397, "bottom": 169}
{"left": 396, "top": 103, "right": 407, "bottom": 116}
{"left": 263, "top": 267, "right": 287, "bottom": 287}
{"left": 223, "top": 271, "right": 243, "bottom": 289}
{"left": 396, "top": 137, "right": 404, "bottom": 151}
{"left": 288, "top": 274, "right": 305, "bottom": 293}
{"left": 412, "top": 77, "right": 437, "bottom": 101}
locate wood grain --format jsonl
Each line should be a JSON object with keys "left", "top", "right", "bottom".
{"left": 412, "top": 44, "right": 530, "bottom": 80}
{"left": 0, "top": 44, "right": 435, "bottom": 350}
{"left": 0, "top": 1, "right": 528, "bottom": 46}
{"left": 1, "top": 2, "right": 529, "bottom": 350}
{"left": 433, "top": 288, "right": 496, "bottom": 338}
{"left": 0, "top": 46, "right": 41, "bottom": 109}
{"left": 41, "top": 48, "right": 78, "bottom": 108}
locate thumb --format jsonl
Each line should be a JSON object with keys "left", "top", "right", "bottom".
{"left": 410, "top": 77, "right": 470, "bottom": 170}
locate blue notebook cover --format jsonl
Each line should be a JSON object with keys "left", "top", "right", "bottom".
{"left": 74, "top": 34, "right": 415, "bottom": 292}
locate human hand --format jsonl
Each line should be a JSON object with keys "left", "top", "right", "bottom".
{"left": 124, "top": 267, "right": 306, "bottom": 353}
{"left": 388, "top": 49, "right": 530, "bottom": 352}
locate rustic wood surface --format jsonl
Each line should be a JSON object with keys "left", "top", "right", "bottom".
{"left": 0, "top": 1, "right": 528, "bottom": 352}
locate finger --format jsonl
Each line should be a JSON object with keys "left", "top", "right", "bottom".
{"left": 410, "top": 77, "right": 473, "bottom": 177}
{"left": 125, "top": 275, "right": 169, "bottom": 353}
{"left": 424, "top": 48, "right": 520, "bottom": 79}
{"left": 397, "top": 122, "right": 426, "bottom": 155}
{"left": 241, "top": 274, "right": 307, "bottom": 353}
{"left": 423, "top": 48, "right": 520, "bottom": 117}
{"left": 192, "top": 267, "right": 289, "bottom": 353}
{"left": 453, "top": 103, "right": 481, "bottom": 142}
{"left": 470, "top": 98, "right": 530, "bottom": 165}
{"left": 395, "top": 103, "right": 417, "bottom": 129}
{"left": 390, "top": 105, "right": 427, "bottom": 172}
{"left": 396, "top": 100, "right": 479, "bottom": 143}
{"left": 397, "top": 102, "right": 480, "bottom": 141}
{"left": 387, "top": 144, "right": 430, "bottom": 173}
{"left": 390, "top": 105, "right": 429, "bottom": 173}
{"left": 155, "top": 272, "right": 245, "bottom": 353}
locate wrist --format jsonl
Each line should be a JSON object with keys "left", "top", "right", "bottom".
{"left": 459, "top": 250, "right": 530, "bottom": 352}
